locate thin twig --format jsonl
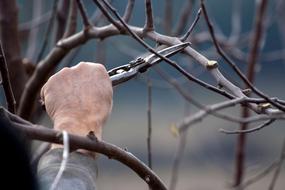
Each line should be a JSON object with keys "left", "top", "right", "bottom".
{"left": 76, "top": 0, "right": 91, "bottom": 27}
{"left": 19, "top": 11, "right": 52, "bottom": 32}
{"left": 174, "top": 0, "right": 193, "bottom": 36}
{"left": 91, "top": 0, "right": 113, "bottom": 25}
{"left": 91, "top": 0, "right": 124, "bottom": 32}
{"left": 181, "top": 8, "right": 202, "bottom": 42}
{"left": 0, "top": 43, "right": 16, "bottom": 113}
{"left": 268, "top": 138, "right": 285, "bottom": 190}
{"left": 163, "top": 0, "right": 172, "bottom": 34}
{"left": 239, "top": 138, "right": 285, "bottom": 189}
{"left": 177, "top": 97, "right": 246, "bottom": 132}
{"left": 63, "top": 0, "right": 78, "bottom": 39}
{"left": 160, "top": 60, "right": 235, "bottom": 100}
{"left": 36, "top": 0, "right": 59, "bottom": 63}
{"left": 122, "top": 0, "right": 135, "bottom": 23}
{"left": 26, "top": 0, "right": 43, "bottom": 61}
{"left": 147, "top": 78, "right": 152, "bottom": 169}
{"left": 154, "top": 67, "right": 264, "bottom": 125}
{"left": 229, "top": 0, "right": 242, "bottom": 43}
{"left": 200, "top": 0, "right": 285, "bottom": 112}
{"left": 241, "top": 161, "right": 278, "bottom": 189}
{"left": 144, "top": 0, "right": 154, "bottom": 31}
{"left": 169, "top": 133, "right": 187, "bottom": 190}
{"left": 219, "top": 119, "right": 276, "bottom": 134}
{"left": 54, "top": 0, "right": 70, "bottom": 43}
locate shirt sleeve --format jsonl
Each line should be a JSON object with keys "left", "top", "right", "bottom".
{"left": 37, "top": 148, "right": 97, "bottom": 190}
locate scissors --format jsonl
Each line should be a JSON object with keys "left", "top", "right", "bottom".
{"left": 108, "top": 42, "right": 190, "bottom": 86}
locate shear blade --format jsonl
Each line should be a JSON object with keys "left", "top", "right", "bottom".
{"left": 145, "top": 42, "right": 190, "bottom": 65}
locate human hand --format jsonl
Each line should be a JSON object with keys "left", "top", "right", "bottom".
{"left": 40, "top": 62, "right": 113, "bottom": 154}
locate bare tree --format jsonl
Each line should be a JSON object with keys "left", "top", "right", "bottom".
{"left": 0, "top": 0, "right": 285, "bottom": 189}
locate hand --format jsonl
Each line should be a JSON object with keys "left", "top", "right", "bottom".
{"left": 41, "top": 62, "right": 113, "bottom": 155}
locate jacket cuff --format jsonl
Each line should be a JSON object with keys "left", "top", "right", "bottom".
{"left": 37, "top": 148, "right": 97, "bottom": 190}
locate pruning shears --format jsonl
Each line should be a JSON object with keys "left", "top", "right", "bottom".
{"left": 108, "top": 42, "right": 190, "bottom": 86}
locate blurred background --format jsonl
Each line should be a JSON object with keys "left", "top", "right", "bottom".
{"left": 8, "top": 0, "right": 285, "bottom": 189}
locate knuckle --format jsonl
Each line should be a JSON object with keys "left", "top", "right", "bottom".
{"left": 60, "top": 67, "right": 71, "bottom": 73}
{"left": 96, "top": 63, "right": 106, "bottom": 71}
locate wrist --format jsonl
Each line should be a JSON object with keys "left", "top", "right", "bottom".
{"left": 51, "top": 117, "right": 102, "bottom": 159}
{"left": 53, "top": 116, "right": 103, "bottom": 138}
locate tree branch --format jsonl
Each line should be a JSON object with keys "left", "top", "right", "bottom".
{"left": 147, "top": 79, "right": 152, "bottom": 169}
{"left": 144, "top": 0, "right": 154, "bottom": 31}
{"left": 235, "top": 0, "right": 268, "bottom": 185}
{"left": 26, "top": 0, "right": 43, "bottom": 61}
{"left": 219, "top": 119, "right": 276, "bottom": 134}
{"left": 18, "top": 0, "right": 284, "bottom": 122}
{"left": 54, "top": 0, "right": 70, "bottom": 43}
{"left": 268, "top": 137, "right": 285, "bottom": 190}
{"left": 76, "top": 0, "right": 91, "bottom": 27}
{"left": 0, "top": 107, "right": 167, "bottom": 190}
{"left": 174, "top": 0, "right": 193, "bottom": 36}
{"left": 36, "top": 0, "right": 59, "bottom": 63}
{"left": 0, "top": 0, "right": 28, "bottom": 103}
{"left": 200, "top": 0, "right": 285, "bottom": 112}
{"left": 0, "top": 43, "right": 16, "bottom": 113}
{"left": 63, "top": 0, "right": 78, "bottom": 38}
{"left": 123, "top": 0, "right": 135, "bottom": 23}
{"left": 169, "top": 133, "right": 187, "bottom": 190}
{"left": 181, "top": 8, "right": 202, "bottom": 42}
{"left": 91, "top": 0, "right": 124, "bottom": 32}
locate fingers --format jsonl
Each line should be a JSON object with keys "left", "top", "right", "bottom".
{"left": 71, "top": 62, "right": 110, "bottom": 79}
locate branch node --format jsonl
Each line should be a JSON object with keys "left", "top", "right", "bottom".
{"left": 87, "top": 131, "right": 98, "bottom": 141}
{"left": 206, "top": 60, "right": 218, "bottom": 70}
{"left": 242, "top": 88, "right": 252, "bottom": 96}
{"left": 145, "top": 175, "right": 151, "bottom": 183}
{"left": 258, "top": 103, "right": 272, "bottom": 112}
{"left": 170, "top": 124, "right": 179, "bottom": 137}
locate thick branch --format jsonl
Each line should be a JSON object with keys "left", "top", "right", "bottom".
{"left": 0, "top": 107, "right": 167, "bottom": 190}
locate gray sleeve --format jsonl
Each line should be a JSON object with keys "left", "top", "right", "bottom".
{"left": 37, "top": 148, "right": 97, "bottom": 190}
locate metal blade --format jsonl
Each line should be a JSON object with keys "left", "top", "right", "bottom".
{"left": 144, "top": 42, "right": 190, "bottom": 65}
